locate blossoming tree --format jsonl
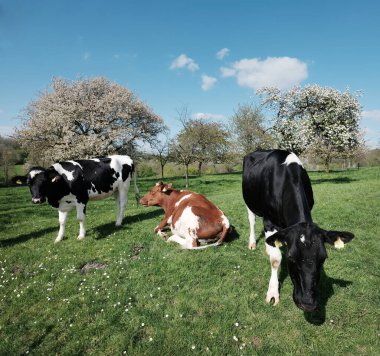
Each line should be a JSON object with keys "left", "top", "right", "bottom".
{"left": 257, "top": 85, "right": 362, "bottom": 172}
{"left": 16, "top": 77, "right": 165, "bottom": 163}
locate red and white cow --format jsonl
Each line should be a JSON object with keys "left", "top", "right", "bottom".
{"left": 140, "top": 182, "right": 230, "bottom": 249}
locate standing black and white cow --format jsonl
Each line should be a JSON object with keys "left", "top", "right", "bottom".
{"left": 242, "top": 149, "right": 354, "bottom": 312}
{"left": 14, "top": 155, "right": 139, "bottom": 242}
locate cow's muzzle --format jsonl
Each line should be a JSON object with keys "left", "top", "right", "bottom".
{"left": 296, "top": 302, "right": 318, "bottom": 312}
{"left": 140, "top": 199, "right": 148, "bottom": 207}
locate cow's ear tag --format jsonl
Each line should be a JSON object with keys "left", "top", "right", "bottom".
{"left": 16, "top": 179, "right": 22, "bottom": 185}
{"left": 334, "top": 237, "right": 345, "bottom": 249}
{"left": 275, "top": 240, "right": 283, "bottom": 248}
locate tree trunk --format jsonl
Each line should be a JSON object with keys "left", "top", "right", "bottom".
{"left": 197, "top": 161, "right": 203, "bottom": 176}
{"left": 160, "top": 164, "right": 164, "bottom": 179}
{"left": 3, "top": 164, "right": 9, "bottom": 185}
{"left": 185, "top": 164, "right": 189, "bottom": 188}
{"left": 323, "top": 156, "right": 331, "bottom": 173}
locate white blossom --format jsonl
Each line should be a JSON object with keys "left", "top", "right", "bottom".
{"left": 258, "top": 85, "right": 362, "bottom": 170}
{"left": 16, "top": 77, "right": 165, "bottom": 163}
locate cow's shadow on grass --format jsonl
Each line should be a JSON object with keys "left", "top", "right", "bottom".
{"left": 0, "top": 227, "right": 57, "bottom": 248}
{"left": 92, "top": 208, "right": 163, "bottom": 239}
{"left": 278, "top": 256, "right": 352, "bottom": 325}
{"left": 226, "top": 224, "right": 239, "bottom": 242}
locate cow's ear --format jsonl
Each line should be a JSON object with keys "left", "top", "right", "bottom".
{"left": 51, "top": 176, "right": 61, "bottom": 183}
{"left": 265, "top": 230, "right": 287, "bottom": 248}
{"left": 324, "top": 230, "right": 354, "bottom": 249}
{"left": 48, "top": 171, "right": 61, "bottom": 183}
{"left": 156, "top": 181, "right": 164, "bottom": 187}
{"left": 12, "top": 176, "right": 27, "bottom": 185}
{"left": 162, "top": 183, "right": 173, "bottom": 193}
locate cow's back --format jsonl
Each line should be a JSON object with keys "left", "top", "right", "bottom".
{"left": 52, "top": 155, "right": 134, "bottom": 200}
{"left": 242, "top": 149, "right": 314, "bottom": 228}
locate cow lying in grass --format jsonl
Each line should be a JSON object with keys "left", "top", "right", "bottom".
{"left": 140, "top": 182, "right": 230, "bottom": 249}
{"left": 13, "top": 155, "right": 139, "bottom": 242}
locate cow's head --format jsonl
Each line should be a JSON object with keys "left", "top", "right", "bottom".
{"left": 13, "top": 167, "right": 61, "bottom": 204}
{"left": 140, "top": 181, "right": 174, "bottom": 207}
{"left": 266, "top": 222, "right": 354, "bottom": 312}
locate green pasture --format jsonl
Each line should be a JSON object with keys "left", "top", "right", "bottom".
{"left": 0, "top": 168, "right": 379, "bottom": 355}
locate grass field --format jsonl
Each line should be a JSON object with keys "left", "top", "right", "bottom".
{"left": 0, "top": 168, "right": 379, "bottom": 355}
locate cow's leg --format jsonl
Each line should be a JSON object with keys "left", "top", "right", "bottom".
{"left": 154, "top": 215, "right": 171, "bottom": 239}
{"left": 115, "top": 184, "right": 129, "bottom": 226}
{"left": 76, "top": 203, "right": 86, "bottom": 240}
{"left": 55, "top": 210, "right": 68, "bottom": 243}
{"left": 247, "top": 206, "right": 256, "bottom": 250}
{"left": 167, "top": 234, "right": 195, "bottom": 249}
{"left": 265, "top": 229, "right": 281, "bottom": 305}
{"left": 155, "top": 228, "right": 169, "bottom": 239}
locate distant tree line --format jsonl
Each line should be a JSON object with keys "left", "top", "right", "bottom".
{"left": 2, "top": 76, "right": 373, "bottom": 187}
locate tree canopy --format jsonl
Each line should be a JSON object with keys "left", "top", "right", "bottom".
{"left": 170, "top": 107, "right": 229, "bottom": 186}
{"left": 229, "top": 104, "right": 274, "bottom": 156}
{"left": 16, "top": 77, "right": 165, "bottom": 163}
{"left": 258, "top": 85, "right": 362, "bottom": 171}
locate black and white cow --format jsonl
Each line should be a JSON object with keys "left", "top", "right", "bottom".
{"left": 14, "top": 155, "right": 138, "bottom": 243}
{"left": 242, "top": 149, "right": 354, "bottom": 312}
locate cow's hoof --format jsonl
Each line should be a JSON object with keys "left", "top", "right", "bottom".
{"left": 266, "top": 293, "right": 280, "bottom": 306}
{"left": 115, "top": 222, "right": 122, "bottom": 227}
{"left": 77, "top": 235, "right": 85, "bottom": 240}
{"left": 157, "top": 231, "right": 168, "bottom": 240}
{"left": 248, "top": 243, "right": 257, "bottom": 250}
{"left": 54, "top": 237, "right": 63, "bottom": 243}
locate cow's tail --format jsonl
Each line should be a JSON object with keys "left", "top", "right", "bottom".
{"left": 132, "top": 163, "right": 140, "bottom": 207}
{"left": 185, "top": 240, "right": 223, "bottom": 250}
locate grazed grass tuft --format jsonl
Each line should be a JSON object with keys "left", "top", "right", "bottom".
{"left": 0, "top": 168, "right": 379, "bottom": 355}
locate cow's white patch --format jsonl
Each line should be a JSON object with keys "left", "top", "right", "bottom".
{"left": 58, "top": 194, "right": 77, "bottom": 212}
{"left": 175, "top": 194, "right": 192, "bottom": 207}
{"left": 91, "top": 158, "right": 100, "bottom": 162}
{"left": 221, "top": 214, "right": 230, "bottom": 228}
{"left": 167, "top": 215, "right": 172, "bottom": 225}
{"left": 53, "top": 163, "right": 75, "bottom": 181}
{"left": 173, "top": 206, "right": 199, "bottom": 238}
{"left": 300, "top": 234, "right": 306, "bottom": 244}
{"left": 283, "top": 153, "right": 304, "bottom": 167}
{"left": 110, "top": 155, "right": 133, "bottom": 172}
{"left": 265, "top": 230, "right": 278, "bottom": 238}
{"left": 29, "top": 170, "right": 43, "bottom": 179}
{"left": 67, "top": 160, "right": 83, "bottom": 168}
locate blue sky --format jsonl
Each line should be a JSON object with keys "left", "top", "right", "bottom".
{"left": 1, "top": 0, "right": 379, "bottom": 147}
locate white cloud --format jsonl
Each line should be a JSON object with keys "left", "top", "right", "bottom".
{"left": 220, "top": 56, "right": 308, "bottom": 90}
{"left": 216, "top": 48, "right": 230, "bottom": 60}
{"left": 192, "top": 113, "right": 225, "bottom": 120}
{"left": 170, "top": 54, "right": 199, "bottom": 72}
{"left": 201, "top": 74, "right": 217, "bottom": 91}
{"left": 362, "top": 110, "right": 380, "bottom": 121}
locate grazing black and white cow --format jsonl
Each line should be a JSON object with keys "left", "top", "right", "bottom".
{"left": 13, "top": 155, "right": 138, "bottom": 242}
{"left": 242, "top": 149, "right": 354, "bottom": 312}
